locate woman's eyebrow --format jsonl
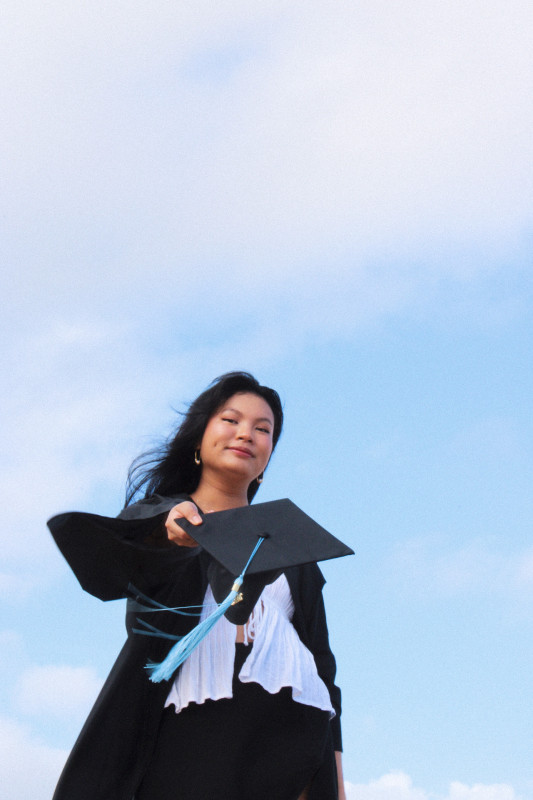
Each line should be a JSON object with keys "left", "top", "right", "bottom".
{"left": 223, "top": 407, "right": 273, "bottom": 425}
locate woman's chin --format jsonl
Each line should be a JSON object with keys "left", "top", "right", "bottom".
{"left": 206, "top": 461, "right": 258, "bottom": 486}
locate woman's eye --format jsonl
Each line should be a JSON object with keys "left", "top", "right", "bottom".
{"left": 222, "top": 417, "right": 238, "bottom": 424}
{"left": 256, "top": 427, "right": 271, "bottom": 434}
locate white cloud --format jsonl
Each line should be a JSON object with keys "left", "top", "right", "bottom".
{"left": 1, "top": 1, "right": 532, "bottom": 604}
{"left": 15, "top": 664, "right": 103, "bottom": 720}
{"left": 386, "top": 536, "right": 533, "bottom": 600}
{"left": 2, "top": 0, "right": 532, "bottom": 332}
{"left": 515, "top": 550, "right": 533, "bottom": 587}
{"left": 447, "top": 781, "right": 521, "bottom": 800}
{"left": 0, "top": 717, "right": 67, "bottom": 800}
{"left": 0, "top": 630, "right": 25, "bottom": 660}
{"left": 0, "top": 573, "right": 40, "bottom": 602}
{"left": 0, "top": 319, "right": 205, "bottom": 564}
{"left": 344, "top": 772, "right": 523, "bottom": 800}
{"left": 345, "top": 771, "right": 427, "bottom": 799}
{"left": 448, "top": 416, "right": 528, "bottom": 470}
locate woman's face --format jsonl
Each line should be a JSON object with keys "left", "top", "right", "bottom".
{"left": 198, "top": 392, "right": 275, "bottom": 485}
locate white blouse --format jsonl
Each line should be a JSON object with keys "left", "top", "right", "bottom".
{"left": 165, "top": 574, "right": 335, "bottom": 717}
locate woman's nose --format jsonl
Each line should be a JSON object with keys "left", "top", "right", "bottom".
{"left": 237, "top": 426, "right": 253, "bottom": 441}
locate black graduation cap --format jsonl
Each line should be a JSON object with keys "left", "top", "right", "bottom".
{"left": 136, "top": 498, "right": 353, "bottom": 681}
{"left": 175, "top": 498, "right": 354, "bottom": 624}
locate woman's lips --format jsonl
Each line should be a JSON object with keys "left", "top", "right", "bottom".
{"left": 227, "top": 446, "right": 254, "bottom": 457}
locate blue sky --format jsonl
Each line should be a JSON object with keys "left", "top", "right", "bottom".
{"left": 1, "top": 2, "right": 532, "bottom": 798}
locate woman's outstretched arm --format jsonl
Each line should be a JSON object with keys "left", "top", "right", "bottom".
{"left": 335, "top": 750, "right": 346, "bottom": 799}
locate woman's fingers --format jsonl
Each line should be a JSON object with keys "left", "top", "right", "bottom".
{"left": 172, "top": 500, "right": 202, "bottom": 525}
{"left": 165, "top": 501, "right": 202, "bottom": 547}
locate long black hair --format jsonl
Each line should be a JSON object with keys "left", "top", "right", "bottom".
{"left": 125, "top": 372, "right": 284, "bottom": 506}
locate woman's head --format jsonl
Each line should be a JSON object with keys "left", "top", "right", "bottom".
{"left": 126, "top": 372, "right": 283, "bottom": 504}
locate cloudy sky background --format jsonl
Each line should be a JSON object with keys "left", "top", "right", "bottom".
{"left": 1, "top": 1, "right": 532, "bottom": 798}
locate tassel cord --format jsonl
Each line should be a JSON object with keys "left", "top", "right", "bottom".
{"left": 128, "top": 584, "right": 208, "bottom": 617}
{"left": 147, "top": 536, "right": 266, "bottom": 683}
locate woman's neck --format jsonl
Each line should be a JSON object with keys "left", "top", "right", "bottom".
{"left": 190, "top": 480, "right": 249, "bottom": 513}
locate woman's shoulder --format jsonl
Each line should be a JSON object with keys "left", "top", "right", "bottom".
{"left": 285, "top": 562, "right": 326, "bottom": 596}
{"left": 117, "top": 493, "right": 190, "bottom": 520}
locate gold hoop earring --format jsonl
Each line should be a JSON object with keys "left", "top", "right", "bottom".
{"left": 194, "top": 449, "right": 201, "bottom": 466}
{"left": 256, "top": 473, "right": 264, "bottom": 484}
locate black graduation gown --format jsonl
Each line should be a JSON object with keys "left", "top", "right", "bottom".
{"left": 48, "top": 495, "right": 342, "bottom": 800}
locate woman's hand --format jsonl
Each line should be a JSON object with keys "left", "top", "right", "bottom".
{"left": 165, "top": 501, "right": 203, "bottom": 547}
{"left": 335, "top": 752, "right": 346, "bottom": 800}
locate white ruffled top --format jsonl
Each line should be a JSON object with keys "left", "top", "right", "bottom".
{"left": 165, "top": 574, "right": 335, "bottom": 717}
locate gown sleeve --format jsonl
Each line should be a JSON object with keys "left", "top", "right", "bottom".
{"left": 289, "top": 563, "right": 343, "bottom": 752}
{"left": 48, "top": 494, "right": 200, "bottom": 601}
{"left": 308, "top": 581, "right": 343, "bottom": 751}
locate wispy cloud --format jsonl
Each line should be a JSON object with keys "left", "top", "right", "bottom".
{"left": 2, "top": 1, "right": 532, "bottom": 338}
{"left": 346, "top": 771, "right": 427, "bottom": 800}
{"left": 345, "top": 772, "right": 523, "bottom": 800}
{"left": 0, "top": 717, "right": 68, "bottom": 800}
{"left": 0, "top": 573, "right": 41, "bottom": 602}
{"left": 385, "top": 536, "right": 533, "bottom": 601}
{"left": 15, "top": 664, "right": 104, "bottom": 720}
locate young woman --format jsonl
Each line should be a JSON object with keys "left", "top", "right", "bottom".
{"left": 49, "top": 372, "right": 346, "bottom": 800}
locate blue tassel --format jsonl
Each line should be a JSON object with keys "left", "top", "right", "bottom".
{"left": 147, "top": 536, "right": 265, "bottom": 683}
{"left": 147, "top": 577, "right": 243, "bottom": 682}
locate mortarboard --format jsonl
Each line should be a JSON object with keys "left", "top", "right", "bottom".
{"left": 134, "top": 498, "right": 354, "bottom": 681}
{"left": 185, "top": 498, "right": 353, "bottom": 622}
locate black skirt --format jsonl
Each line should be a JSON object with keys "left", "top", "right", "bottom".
{"left": 136, "top": 644, "right": 331, "bottom": 800}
